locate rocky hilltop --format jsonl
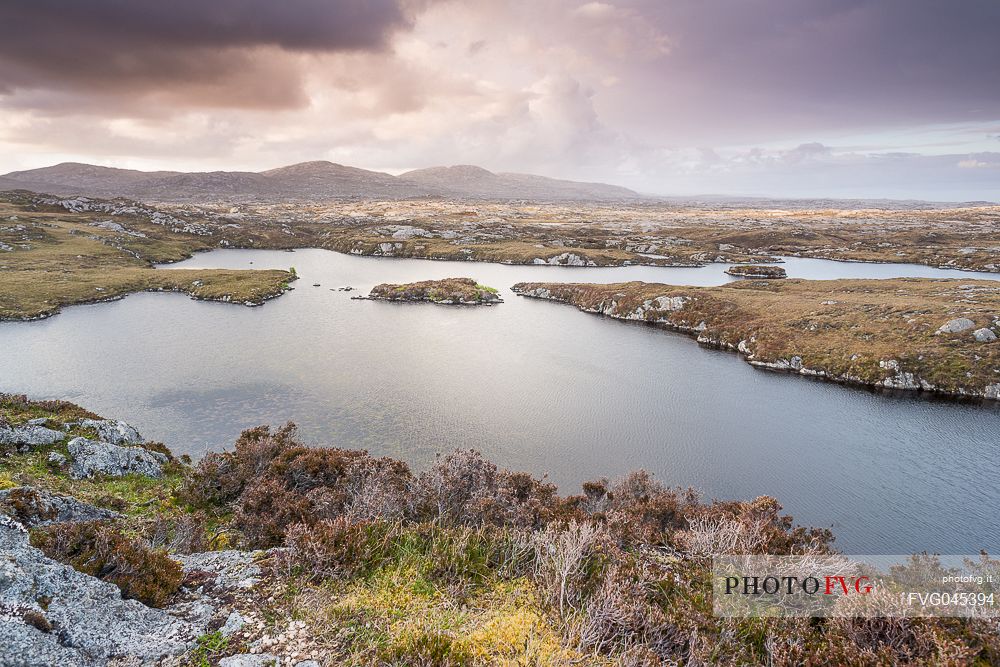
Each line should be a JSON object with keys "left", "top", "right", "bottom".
{"left": 0, "top": 161, "right": 639, "bottom": 203}
{"left": 362, "top": 277, "right": 502, "bottom": 305}
{"left": 512, "top": 278, "right": 1000, "bottom": 401}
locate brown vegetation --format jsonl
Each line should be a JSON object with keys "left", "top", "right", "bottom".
{"left": 174, "top": 423, "right": 999, "bottom": 665}
{"left": 30, "top": 520, "right": 183, "bottom": 607}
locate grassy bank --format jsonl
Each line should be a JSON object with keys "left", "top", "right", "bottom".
{"left": 0, "top": 196, "right": 294, "bottom": 319}
{"left": 3, "top": 395, "right": 1000, "bottom": 665}
{"left": 513, "top": 278, "right": 1000, "bottom": 400}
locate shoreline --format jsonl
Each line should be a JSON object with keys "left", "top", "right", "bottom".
{"left": 512, "top": 280, "right": 1000, "bottom": 403}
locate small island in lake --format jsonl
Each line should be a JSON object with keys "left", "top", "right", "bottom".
{"left": 725, "top": 264, "right": 787, "bottom": 278}
{"left": 362, "top": 277, "right": 502, "bottom": 305}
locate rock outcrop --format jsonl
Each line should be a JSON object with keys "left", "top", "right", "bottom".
{"left": 0, "top": 516, "right": 198, "bottom": 666}
{"left": 0, "top": 424, "right": 64, "bottom": 450}
{"left": 938, "top": 317, "right": 976, "bottom": 334}
{"left": 77, "top": 419, "right": 144, "bottom": 446}
{"left": 174, "top": 550, "right": 264, "bottom": 592}
{"left": 0, "top": 487, "right": 121, "bottom": 527}
{"left": 67, "top": 437, "right": 166, "bottom": 479}
{"left": 974, "top": 327, "right": 997, "bottom": 342}
{"left": 532, "top": 252, "right": 597, "bottom": 266}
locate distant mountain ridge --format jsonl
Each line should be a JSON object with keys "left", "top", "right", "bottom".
{"left": 0, "top": 161, "right": 639, "bottom": 202}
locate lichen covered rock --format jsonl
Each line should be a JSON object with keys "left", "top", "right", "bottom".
{"left": 0, "top": 487, "right": 121, "bottom": 527}
{"left": 938, "top": 317, "right": 975, "bottom": 334}
{"left": 0, "top": 516, "right": 197, "bottom": 665}
{"left": 0, "top": 423, "right": 64, "bottom": 449}
{"left": 77, "top": 418, "right": 144, "bottom": 446}
{"left": 67, "top": 436, "right": 166, "bottom": 479}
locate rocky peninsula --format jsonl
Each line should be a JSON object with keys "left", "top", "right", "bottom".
{"left": 3, "top": 393, "right": 997, "bottom": 665}
{"left": 361, "top": 277, "right": 502, "bottom": 305}
{"left": 0, "top": 195, "right": 294, "bottom": 320}
{"left": 512, "top": 278, "right": 1000, "bottom": 401}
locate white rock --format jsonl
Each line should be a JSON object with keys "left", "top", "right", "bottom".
{"left": 219, "top": 654, "right": 279, "bottom": 667}
{"left": 937, "top": 318, "right": 976, "bottom": 334}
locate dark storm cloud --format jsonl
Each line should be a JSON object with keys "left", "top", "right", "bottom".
{"left": 0, "top": 0, "right": 415, "bottom": 105}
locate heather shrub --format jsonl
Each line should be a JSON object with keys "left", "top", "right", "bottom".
{"left": 490, "top": 470, "right": 565, "bottom": 529}
{"left": 531, "top": 520, "right": 606, "bottom": 617}
{"left": 178, "top": 423, "right": 298, "bottom": 507}
{"left": 342, "top": 455, "right": 412, "bottom": 521}
{"left": 145, "top": 511, "right": 209, "bottom": 554}
{"left": 282, "top": 517, "right": 396, "bottom": 580}
{"left": 180, "top": 423, "right": 416, "bottom": 547}
{"left": 413, "top": 449, "right": 563, "bottom": 529}
{"left": 268, "top": 446, "right": 368, "bottom": 492}
{"left": 233, "top": 477, "right": 312, "bottom": 547}
{"left": 600, "top": 471, "right": 699, "bottom": 545}
{"left": 163, "top": 427, "right": 1000, "bottom": 665}
{"left": 573, "top": 553, "right": 683, "bottom": 659}
{"left": 680, "top": 496, "right": 834, "bottom": 556}
{"left": 30, "top": 520, "right": 182, "bottom": 607}
{"left": 413, "top": 449, "right": 499, "bottom": 526}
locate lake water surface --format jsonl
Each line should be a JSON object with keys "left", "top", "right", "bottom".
{"left": 3, "top": 250, "right": 999, "bottom": 554}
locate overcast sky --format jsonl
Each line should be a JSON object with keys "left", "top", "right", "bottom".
{"left": 1, "top": 0, "right": 998, "bottom": 200}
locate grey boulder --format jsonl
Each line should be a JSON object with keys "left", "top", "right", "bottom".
{"left": 0, "top": 424, "right": 64, "bottom": 449}
{"left": 0, "top": 516, "right": 198, "bottom": 666}
{"left": 174, "top": 550, "right": 264, "bottom": 591}
{"left": 67, "top": 437, "right": 166, "bottom": 479}
{"left": 220, "top": 610, "right": 247, "bottom": 638}
{"left": 0, "top": 487, "right": 122, "bottom": 527}
{"left": 973, "top": 328, "right": 997, "bottom": 343}
{"left": 937, "top": 317, "right": 976, "bottom": 334}
{"left": 77, "top": 418, "right": 144, "bottom": 446}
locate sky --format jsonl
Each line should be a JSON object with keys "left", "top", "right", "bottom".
{"left": 1, "top": 0, "right": 998, "bottom": 200}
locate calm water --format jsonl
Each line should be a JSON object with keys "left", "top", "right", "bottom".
{"left": 2, "top": 249, "right": 999, "bottom": 553}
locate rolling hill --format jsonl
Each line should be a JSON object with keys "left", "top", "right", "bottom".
{"left": 0, "top": 161, "right": 639, "bottom": 202}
